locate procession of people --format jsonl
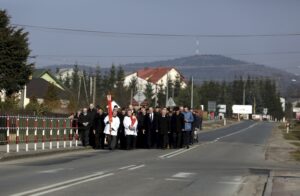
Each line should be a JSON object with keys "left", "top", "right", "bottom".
{"left": 71, "top": 102, "right": 203, "bottom": 151}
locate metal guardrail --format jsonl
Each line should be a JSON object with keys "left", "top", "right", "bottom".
{"left": 0, "top": 115, "right": 79, "bottom": 153}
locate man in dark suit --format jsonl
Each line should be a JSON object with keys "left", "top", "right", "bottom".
{"left": 78, "top": 108, "right": 91, "bottom": 147}
{"left": 93, "top": 108, "right": 106, "bottom": 149}
{"left": 137, "top": 106, "right": 147, "bottom": 148}
{"left": 158, "top": 108, "right": 170, "bottom": 149}
{"left": 145, "top": 107, "right": 159, "bottom": 149}
{"left": 171, "top": 107, "right": 185, "bottom": 148}
{"left": 88, "top": 104, "right": 97, "bottom": 148}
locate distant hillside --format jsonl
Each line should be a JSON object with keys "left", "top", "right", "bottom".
{"left": 124, "top": 55, "right": 300, "bottom": 97}
{"left": 41, "top": 55, "right": 300, "bottom": 97}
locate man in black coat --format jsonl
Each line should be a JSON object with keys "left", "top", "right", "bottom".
{"left": 158, "top": 108, "right": 170, "bottom": 149}
{"left": 88, "top": 104, "right": 97, "bottom": 148}
{"left": 94, "top": 108, "right": 106, "bottom": 149}
{"left": 137, "top": 106, "right": 147, "bottom": 148}
{"left": 117, "top": 108, "right": 126, "bottom": 149}
{"left": 78, "top": 108, "right": 91, "bottom": 146}
{"left": 145, "top": 107, "right": 158, "bottom": 149}
{"left": 171, "top": 107, "right": 185, "bottom": 149}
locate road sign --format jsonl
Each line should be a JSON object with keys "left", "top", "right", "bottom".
{"left": 293, "top": 107, "right": 300, "bottom": 113}
{"left": 232, "top": 105, "right": 252, "bottom": 114}
{"left": 263, "top": 108, "right": 268, "bottom": 115}
{"left": 218, "top": 104, "right": 226, "bottom": 113}
{"left": 133, "top": 91, "right": 146, "bottom": 104}
{"left": 166, "top": 97, "right": 176, "bottom": 107}
{"left": 208, "top": 101, "right": 216, "bottom": 112}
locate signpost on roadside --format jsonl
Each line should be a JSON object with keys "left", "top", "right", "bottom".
{"left": 232, "top": 105, "right": 253, "bottom": 121}
{"left": 166, "top": 97, "right": 176, "bottom": 108}
{"left": 208, "top": 101, "right": 216, "bottom": 120}
{"left": 133, "top": 91, "right": 146, "bottom": 107}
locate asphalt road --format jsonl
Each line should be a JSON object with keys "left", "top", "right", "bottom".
{"left": 0, "top": 121, "right": 296, "bottom": 196}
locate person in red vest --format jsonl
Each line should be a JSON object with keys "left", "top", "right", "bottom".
{"left": 123, "top": 110, "right": 138, "bottom": 150}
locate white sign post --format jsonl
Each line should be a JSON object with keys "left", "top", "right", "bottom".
{"left": 134, "top": 91, "right": 146, "bottom": 107}
{"left": 232, "top": 105, "right": 253, "bottom": 121}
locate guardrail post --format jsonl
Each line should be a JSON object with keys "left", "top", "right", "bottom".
{"left": 25, "top": 117, "right": 29, "bottom": 152}
{"left": 63, "top": 119, "right": 67, "bottom": 148}
{"left": 6, "top": 116, "right": 10, "bottom": 153}
{"left": 75, "top": 120, "right": 79, "bottom": 147}
{"left": 56, "top": 119, "right": 60, "bottom": 149}
{"left": 49, "top": 119, "right": 53, "bottom": 150}
{"left": 69, "top": 119, "right": 73, "bottom": 147}
{"left": 16, "top": 117, "right": 20, "bottom": 152}
{"left": 34, "top": 118, "right": 38, "bottom": 151}
{"left": 42, "top": 119, "right": 46, "bottom": 150}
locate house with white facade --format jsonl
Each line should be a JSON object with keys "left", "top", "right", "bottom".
{"left": 124, "top": 67, "right": 186, "bottom": 93}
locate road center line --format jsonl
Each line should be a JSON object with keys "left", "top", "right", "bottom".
{"left": 128, "top": 164, "right": 145, "bottom": 170}
{"left": 30, "top": 173, "right": 114, "bottom": 196}
{"left": 159, "top": 148, "right": 186, "bottom": 158}
{"left": 216, "top": 123, "right": 258, "bottom": 141}
{"left": 38, "top": 168, "right": 65, "bottom": 174}
{"left": 11, "top": 171, "right": 106, "bottom": 196}
{"left": 119, "top": 165, "right": 136, "bottom": 170}
{"left": 165, "top": 145, "right": 199, "bottom": 158}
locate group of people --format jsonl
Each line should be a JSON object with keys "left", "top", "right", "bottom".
{"left": 70, "top": 104, "right": 203, "bottom": 150}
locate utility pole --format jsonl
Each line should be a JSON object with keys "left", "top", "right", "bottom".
{"left": 77, "top": 76, "right": 82, "bottom": 105}
{"left": 191, "top": 76, "right": 194, "bottom": 109}
{"left": 82, "top": 75, "right": 89, "bottom": 105}
{"left": 89, "top": 76, "right": 93, "bottom": 102}
{"left": 243, "top": 81, "right": 246, "bottom": 105}
{"left": 166, "top": 75, "right": 169, "bottom": 107}
{"left": 93, "top": 77, "right": 96, "bottom": 105}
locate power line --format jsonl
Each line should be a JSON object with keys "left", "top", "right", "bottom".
{"left": 14, "top": 24, "right": 300, "bottom": 38}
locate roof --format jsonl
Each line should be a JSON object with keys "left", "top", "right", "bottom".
{"left": 137, "top": 67, "right": 178, "bottom": 83}
{"left": 27, "top": 78, "right": 69, "bottom": 100}
{"left": 31, "top": 69, "right": 68, "bottom": 91}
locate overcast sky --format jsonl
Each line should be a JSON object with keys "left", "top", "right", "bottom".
{"left": 1, "top": 0, "right": 300, "bottom": 73}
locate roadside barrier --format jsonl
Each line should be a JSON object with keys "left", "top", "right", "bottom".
{"left": 0, "top": 115, "right": 79, "bottom": 153}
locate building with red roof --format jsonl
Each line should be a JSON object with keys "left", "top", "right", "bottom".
{"left": 124, "top": 67, "right": 186, "bottom": 97}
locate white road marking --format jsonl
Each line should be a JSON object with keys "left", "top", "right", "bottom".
{"left": 128, "top": 164, "right": 145, "bottom": 170}
{"left": 172, "top": 172, "right": 196, "bottom": 178}
{"left": 165, "top": 145, "right": 199, "bottom": 158}
{"left": 165, "top": 178, "right": 189, "bottom": 182}
{"left": 217, "top": 123, "right": 258, "bottom": 141}
{"left": 38, "top": 168, "right": 65, "bottom": 174}
{"left": 30, "top": 173, "right": 114, "bottom": 196}
{"left": 118, "top": 165, "right": 136, "bottom": 170}
{"left": 11, "top": 171, "right": 107, "bottom": 196}
{"left": 159, "top": 148, "right": 186, "bottom": 158}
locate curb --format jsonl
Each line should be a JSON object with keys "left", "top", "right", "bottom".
{"left": 0, "top": 147, "right": 92, "bottom": 162}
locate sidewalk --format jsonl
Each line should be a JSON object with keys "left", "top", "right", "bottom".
{"left": 264, "top": 123, "right": 300, "bottom": 195}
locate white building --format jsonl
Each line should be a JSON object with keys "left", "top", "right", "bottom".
{"left": 124, "top": 67, "right": 187, "bottom": 93}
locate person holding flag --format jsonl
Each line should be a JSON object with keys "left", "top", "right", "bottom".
{"left": 124, "top": 110, "right": 138, "bottom": 150}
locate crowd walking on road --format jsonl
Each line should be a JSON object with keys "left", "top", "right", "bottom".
{"left": 70, "top": 103, "right": 203, "bottom": 150}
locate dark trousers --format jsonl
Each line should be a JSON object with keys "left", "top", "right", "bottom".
{"left": 95, "top": 132, "right": 105, "bottom": 149}
{"left": 106, "top": 135, "right": 117, "bottom": 150}
{"left": 145, "top": 131, "right": 152, "bottom": 149}
{"left": 172, "top": 132, "right": 182, "bottom": 149}
{"left": 183, "top": 131, "right": 191, "bottom": 147}
{"left": 80, "top": 126, "right": 90, "bottom": 146}
{"left": 126, "top": 135, "right": 137, "bottom": 150}
{"left": 160, "top": 134, "right": 168, "bottom": 149}
{"left": 89, "top": 127, "right": 95, "bottom": 147}
{"left": 151, "top": 131, "right": 159, "bottom": 148}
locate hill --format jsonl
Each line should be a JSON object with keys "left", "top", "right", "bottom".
{"left": 41, "top": 55, "right": 300, "bottom": 97}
